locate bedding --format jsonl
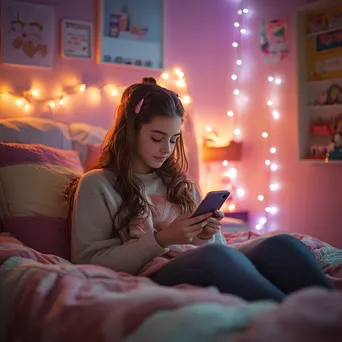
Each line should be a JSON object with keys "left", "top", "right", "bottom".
{"left": 0, "top": 233, "right": 341, "bottom": 342}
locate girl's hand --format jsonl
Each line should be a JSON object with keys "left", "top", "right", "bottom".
{"left": 197, "top": 210, "right": 224, "bottom": 240}
{"left": 155, "top": 212, "right": 212, "bottom": 247}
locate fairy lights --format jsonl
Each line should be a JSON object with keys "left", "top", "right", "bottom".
{"left": 256, "top": 71, "right": 283, "bottom": 231}
{"left": 0, "top": 68, "right": 191, "bottom": 114}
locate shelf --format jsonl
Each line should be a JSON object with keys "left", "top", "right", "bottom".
{"left": 301, "top": 159, "right": 342, "bottom": 164}
{"left": 306, "top": 26, "right": 342, "bottom": 39}
{"left": 307, "top": 104, "right": 342, "bottom": 110}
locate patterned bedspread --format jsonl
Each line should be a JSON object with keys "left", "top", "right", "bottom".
{"left": 0, "top": 232, "right": 342, "bottom": 342}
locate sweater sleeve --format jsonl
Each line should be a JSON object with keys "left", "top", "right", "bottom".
{"left": 71, "top": 170, "right": 168, "bottom": 274}
{"left": 190, "top": 184, "right": 227, "bottom": 246}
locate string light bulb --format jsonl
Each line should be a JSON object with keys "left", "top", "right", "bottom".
{"left": 16, "top": 98, "right": 24, "bottom": 107}
{"left": 275, "top": 78, "right": 282, "bottom": 84}
{"left": 262, "top": 132, "right": 268, "bottom": 138}
{"left": 267, "top": 100, "right": 273, "bottom": 106}
{"left": 240, "top": 28, "right": 247, "bottom": 34}
{"left": 270, "top": 147, "right": 276, "bottom": 154}
{"left": 234, "top": 22, "right": 240, "bottom": 27}
{"left": 272, "top": 110, "right": 280, "bottom": 120}
{"left": 270, "top": 183, "right": 280, "bottom": 191}
{"left": 161, "top": 72, "right": 169, "bottom": 79}
{"left": 270, "top": 163, "right": 278, "bottom": 171}
{"left": 265, "top": 160, "right": 271, "bottom": 166}
{"left": 236, "top": 59, "right": 242, "bottom": 65}
{"left": 222, "top": 160, "right": 229, "bottom": 167}
{"left": 233, "top": 89, "right": 240, "bottom": 95}
{"left": 233, "top": 128, "right": 241, "bottom": 136}
{"left": 231, "top": 74, "right": 238, "bottom": 80}
{"left": 242, "top": 8, "right": 249, "bottom": 13}
{"left": 232, "top": 42, "right": 239, "bottom": 47}
{"left": 227, "top": 110, "right": 234, "bottom": 117}
{"left": 31, "top": 89, "right": 39, "bottom": 97}
{"left": 258, "top": 195, "right": 264, "bottom": 201}
{"left": 268, "top": 76, "right": 274, "bottom": 82}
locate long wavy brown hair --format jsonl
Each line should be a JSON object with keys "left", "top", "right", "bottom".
{"left": 65, "top": 77, "right": 197, "bottom": 241}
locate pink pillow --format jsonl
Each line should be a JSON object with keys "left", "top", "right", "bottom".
{"left": 0, "top": 142, "right": 83, "bottom": 259}
{"left": 84, "top": 144, "right": 101, "bottom": 171}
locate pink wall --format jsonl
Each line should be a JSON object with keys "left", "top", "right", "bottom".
{"left": 1, "top": 0, "right": 341, "bottom": 247}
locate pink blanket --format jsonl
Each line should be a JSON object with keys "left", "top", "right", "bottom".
{"left": 0, "top": 232, "right": 341, "bottom": 342}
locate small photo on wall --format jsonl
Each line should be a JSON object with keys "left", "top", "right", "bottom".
{"left": 61, "top": 20, "right": 93, "bottom": 59}
{"left": 1, "top": 0, "right": 54, "bottom": 68}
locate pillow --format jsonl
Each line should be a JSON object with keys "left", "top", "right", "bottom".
{"left": 69, "top": 123, "right": 107, "bottom": 165}
{"left": 0, "top": 143, "right": 83, "bottom": 218}
{"left": 84, "top": 144, "right": 101, "bottom": 171}
{"left": 0, "top": 143, "right": 83, "bottom": 260}
{"left": 0, "top": 117, "right": 72, "bottom": 150}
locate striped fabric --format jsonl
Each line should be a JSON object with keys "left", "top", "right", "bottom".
{"left": 0, "top": 143, "right": 83, "bottom": 259}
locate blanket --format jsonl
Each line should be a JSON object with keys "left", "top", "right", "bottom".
{"left": 0, "top": 233, "right": 342, "bottom": 342}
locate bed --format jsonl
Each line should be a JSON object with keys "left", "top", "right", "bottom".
{"left": 0, "top": 117, "right": 342, "bottom": 342}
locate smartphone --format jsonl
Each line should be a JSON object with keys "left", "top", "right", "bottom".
{"left": 191, "top": 190, "right": 230, "bottom": 218}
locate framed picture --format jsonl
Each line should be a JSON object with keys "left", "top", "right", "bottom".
{"left": 97, "top": 0, "right": 165, "bottom": 70}
{"left": 61, "top": 20, "right": 93, "bottom": 59}
{"left": 0, "top": 0, "right": 54, "bottom": 68}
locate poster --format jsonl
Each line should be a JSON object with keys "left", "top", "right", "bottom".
{"left": 260, "top": 18, "right": 289, "bottom": 64}
{"left": 306, "top": 7, "right": 342, "bottom": 81}
{"left": 62, "top": 20, "right": 92, "bottom": 59}
{"left": 1, "top": 0, "right": 54, "bottom": 68}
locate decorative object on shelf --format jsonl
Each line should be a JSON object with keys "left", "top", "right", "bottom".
{"left": 260, "top": 18, "right": 289, "bottom": 63}
{"left": 61, "top": 20, "right": 93, "bottom": 59}
{"left": 327, "top": 113, "right": 342, "bottom": 160}
{"left": 310, "top": 117, "right": 335, "bottom": 136}
{"left": 98, "top": 0, "right": 164, "bottom": 69}
{"left": 1, "top": 0, "right": 54, "bottom": 68}
{"left": 306, "top": 6, "right": 342, "bottom": 81}
{"left": 316, "top": 84, "right": 342, "bottom": 105}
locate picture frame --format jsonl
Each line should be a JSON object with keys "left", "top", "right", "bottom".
{"left": 61, "top": 20, "right": 93, "bottom": 59}
{"left": 97, "top": 0, "right": 165, "bottom": 70}
{"left": 0, "top": 0, "right": 54, "bottom": 68}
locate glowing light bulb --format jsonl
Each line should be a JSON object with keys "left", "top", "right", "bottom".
{"left": 175, "top": 79, "right": 186, "bottom": 87}
{"left": 272, "top": 110, "right": 280, "bottom": 120}
{"left": 79, "top": 84, "right": 86, "bottom": 92}
{"left": 228, "top": 168, "right": 237, "bottom": 179}
{"left": 234, "top": 22, "right": 240, "bottom": 27}
{"left": 49, "top": 101, "right": 55, "bottom": 108}
{"left": 259, "top": 217, "right": 267, "bottom": 225}
{"left": 265, "top": 160, "right": 271, "bottom": 166}
{"left": 237, "top": 9, "right": 242, "bottom": 15}
{"left": 232, "top": 42, "right": 238, "bottom": 47}
{"left": 233, "top": 89, "right": 240, "bottom": 95}
{"left": 222, "top": 160, "right": 229, "bottom": 167}
{"left": 182, "top": 95, "right": 191, "bottom": 104}
{"left": 270, "top": 147, "right": 276, "bottom": 154}
{"left": 205, "top": 125, "right": 213, "bottom": 132}
{"left": 262, "top": 132, "right": 268, "bottom": 138}
{"left": 270, "top": 163, "right": 278, "bottom": 171}
{"left": 270, "top": 206, "right": 278, "bottom": 214}
{"left": 16, "top": 99, "right": 24, "bottom": 107}
{"left": 174, "top": 68, "right": 184, "bottom": 77}
{"left": 110, "top": 89, "right": 118, "bottom": 96}
{"left": 258, "top": 195, "right": 264, "bottom": 201}
{"left": 227, "top": 110, "right": 234, "bottom": 117}
{"left": 237, "top": 188, "right": 245, "bottom": 197}
{"left": 275, "top": 78, "right": 282, "bottom": 84}
{"left": 270, "top": 183, "right": 280, "bottom": 191}
{"left": 161, "top": 72, "right": 169, "bottom": 79}
{"left": 31, "top": 89, "right": 39, "bottom": 97}
{"left": 234, "top": 128, "right": 241, "bottom": 136}
{"left": 228, "top": 203, "right": 236, "bottom": 211}
{"left": 267, "top": 100, "right": 273, "bottom": 106}
{"left": 242, "top": 8, "right": 249, "bottom": 13}
{"left": 240, "top": 28, "right": 247, "bottom": 34}
{"left": 59, "top": 98, "right": 64, "bottom": 105}
{"left": 256, "top": 224, "right": 262, "bottom": 230}
{"left": 236, "top": 59, "right": 242, "bottom": 65}
{"left": 231, "top": 74, "right": 238, "bottom": 80}
{"left": 24, "top": 104, "right": 30, "bottom": 110}
{"left": 268, "top": 76, "right": 274, "bottom": 82}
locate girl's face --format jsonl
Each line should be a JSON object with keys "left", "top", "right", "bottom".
{"left": 133, "top": 116, "right": 182, "bottom": 174}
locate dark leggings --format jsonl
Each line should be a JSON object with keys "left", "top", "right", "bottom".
{"left": 149, "top": 234, "right": 333, "bottom": 302}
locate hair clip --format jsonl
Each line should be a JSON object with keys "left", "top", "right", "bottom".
{"left": 135, "top": 98, "right": 144, "bottom": 114}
